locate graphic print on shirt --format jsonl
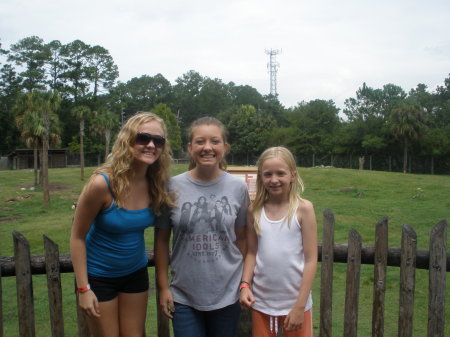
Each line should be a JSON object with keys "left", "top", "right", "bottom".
{"left": 178, "top": 194, "right": 234, "bottom": 263}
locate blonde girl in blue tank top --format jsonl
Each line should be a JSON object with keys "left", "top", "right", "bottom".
{"left": 240, "top": 146, "right": 318, "bottom": 337}
{"left": 70, "top": 112, "right": 175, "bottom": 337}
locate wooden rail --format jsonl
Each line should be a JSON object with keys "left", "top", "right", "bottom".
{"left": 0, "top": 210, "right": 448, "bottom": 337}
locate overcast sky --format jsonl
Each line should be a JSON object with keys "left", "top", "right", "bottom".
{"left": 1, "top": 0, "right": 449, "bottom": 110}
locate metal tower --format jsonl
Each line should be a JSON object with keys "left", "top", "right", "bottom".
{"left": 265, "top": 49, "right": 281, "bottom": 96}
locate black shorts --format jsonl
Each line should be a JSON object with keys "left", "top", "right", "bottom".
{"left": 87, "top": 267, "right": 149, "bottom": 302}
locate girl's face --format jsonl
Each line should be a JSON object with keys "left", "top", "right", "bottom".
{"left": 260, "top": 157, "right": 295, "bottom": 198}
{"left": 133, "top": 120, "right": 165, "bottom": 166}
{"left": 188, "top": 125, "right": 228, "bottom": 169}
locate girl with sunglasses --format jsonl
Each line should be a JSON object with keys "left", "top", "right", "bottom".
{"left": 70, "top": 112, "right": 175, "bottom": 337}
{"left": 155, "top": 116, "right": 250, "bottom": 337}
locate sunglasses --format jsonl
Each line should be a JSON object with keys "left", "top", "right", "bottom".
{"left": 135, "top": 133, "right": 166, "bottom": 148}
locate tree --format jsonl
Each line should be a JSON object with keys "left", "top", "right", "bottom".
{"left": 92, "top": 110, "right": 118, "bottom": 161}
{"left": 8, "top": 36, "right": 50, "bottom": 92}
{"left": 85, "top": 45, "right": 119, "bottom": 107}
{"left": 228, "top": 105, "right": 275, "bottom": 164}
{"left": 196, "top": 77, "right": 233, "bottom": 118}
{"left": 46, "top": 40, "right": 65, "bottom": 91}
{"left": 389, "top": 99, "right": 426, "bottom": 173}
{"left": 286, "top": 99, "right": 341, "bottom": 155}
{"left": 173, "top": 70, "right": 204, "bottom": 128}
{"left": 110, "top": 74, "right": 173, "bottom": 116}
{"left": 0, "top": 63, "right": 22, "bottom": 155}
{"left": 38, "top": 91, "right": 61, "bottom": 205}
{"left": 151, "top": 103, "right": 182, "bottom": 154}
{"left": 229, "top": 84, "right": 265, "bottom": 108}
{"left": 60, "top": 40, "right": 91, "bottom": 102}
{"left": 71, "top": 105, "right": 92, "bottom": 180}
{"left": 14, "top": 91, "right": 61, "bottom": 205}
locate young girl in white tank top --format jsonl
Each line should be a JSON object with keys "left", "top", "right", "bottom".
{"left": 240, "top": 146, "right": 318, "bottom": 337}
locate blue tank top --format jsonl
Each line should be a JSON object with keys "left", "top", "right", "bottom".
{"left": 85, "top": 173, "right": 154, "bottom": 277}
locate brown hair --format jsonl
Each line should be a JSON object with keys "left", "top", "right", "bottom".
{"left": 187, "top": 116, "right": 229, "bottom": 170}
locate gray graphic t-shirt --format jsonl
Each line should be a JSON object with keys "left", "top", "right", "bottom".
{"left": 156, "top": 171, "right": 249, "bottom": 310}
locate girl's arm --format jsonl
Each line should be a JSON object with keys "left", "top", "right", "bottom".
{"left": 235, "top": 225, "right": 246, "bottom": 257}
{"left": 240, "top": 206, "right": 257, "bottom": 309}
{"left": 284, "top": 198, "right": 318, "bottom": 331}
{"left": 70, "top": 174, "right": 110, "bottom": 317}
{"left": 154, "top": 227, "right": 174, "bottom": 319}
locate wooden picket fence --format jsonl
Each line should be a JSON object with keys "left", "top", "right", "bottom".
{"left": 0, "top": 210, "right": 448, "bottom": 337}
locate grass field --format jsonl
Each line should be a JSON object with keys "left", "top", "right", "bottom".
{"left": 0, "top": 165, "right": 449, "bottom": 336}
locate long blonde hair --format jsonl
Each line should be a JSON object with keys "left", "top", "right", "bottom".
{"left": 92, "top": 112, "right": 175, "bottom": 214}
{"left": 187, "top": 116, "right": 229, "bottom": 170}
{"left": 252, "top": 146, "right": 304, "bottom": 234}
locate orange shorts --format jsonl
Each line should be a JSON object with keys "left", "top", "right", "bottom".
{"left": 251, "top": 308, "right": 313, "bottom": 337}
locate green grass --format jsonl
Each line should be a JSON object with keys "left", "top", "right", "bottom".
{"left": 0, "top": 166, "right": 449, "bottom": 336}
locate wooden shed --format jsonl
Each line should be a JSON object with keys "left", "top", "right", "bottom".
{"left": 7, "top": 149, "right": 67, "bottom": 170}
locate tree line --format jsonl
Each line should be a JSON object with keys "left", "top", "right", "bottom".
{"left": 1, "top": 36, "right": 449, "bottom": 181}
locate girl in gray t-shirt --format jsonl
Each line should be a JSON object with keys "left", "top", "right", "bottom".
{"left": 155, "top": 117, "right": 249, "bottom": 337}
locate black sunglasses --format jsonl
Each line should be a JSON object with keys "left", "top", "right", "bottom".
{"left": 135, "top": 133, "right": 166, "bottom": 148}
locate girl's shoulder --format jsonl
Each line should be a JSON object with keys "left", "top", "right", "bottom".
{"left": 87, "top": 173, "right": 110, "bottom": 192}
{"left": 298, "top": 197, "right": 313, "bottom": 208}
{"left": 297, "top": 198, "right": 314, "bottom": 215}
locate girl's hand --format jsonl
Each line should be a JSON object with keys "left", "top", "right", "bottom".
{"left": 159, "top": 288, "right": 175, "bottom": 319}
{"left": 239, "top": 288, "right": 255, "bottom": 309}
{"left": 284, "top": 308, "right": 304, "bottom": 331}
{"left": 78, "top": 291, "right": 100, "bottom": 317}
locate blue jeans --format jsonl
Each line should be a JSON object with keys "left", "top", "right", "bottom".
{"left": 172, "top": 301, "right": 241, "bottom": 337}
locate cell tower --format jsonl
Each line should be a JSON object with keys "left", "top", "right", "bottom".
{"left": 265, "top": 48, "right": 281, "bottom": 96}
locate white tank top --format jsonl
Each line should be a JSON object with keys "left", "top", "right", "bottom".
{"left": 252, "top": 206, "right": 313, "bottom": 316}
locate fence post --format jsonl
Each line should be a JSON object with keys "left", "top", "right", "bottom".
{"left": 372, "top": 217, "right": 388, "bottom": 337}
{"left": 398, "top": 224, "right": 416, "bottom": 337}
{"left": 13, "top": 231, "right": 36, "bottom": 337}
{"left": 237, "top": 309, "right": 252, "bottom": 337}
{"left": 319, "top": 209, "right": 334, "bottom": 337}
{"left": 43, "top": 235, "right": 65, "bottom": 337}
{"left": 155, "top": 273, "right": 170, "bottom": 337}
{"left": 343, "top": 229, "right": 362, "bottom": 337}
{"left": 75, "top": 284, "right": 91, "bottom": 337}
{"left": 427, "top": 220, "right": 447, "bottom": 337}
{"left": 0, "top": 256, "right": 3, "bottom": 337}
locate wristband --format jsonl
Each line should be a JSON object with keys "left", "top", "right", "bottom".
{"left": 239, "top": 282, "right": 251, "bottom": 291}
{"left": 77, "top": 284, "right": 91, "bottom": 293}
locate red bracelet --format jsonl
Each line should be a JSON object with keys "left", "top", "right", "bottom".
{"left": 239, "top": 282, "right": 251, "bottom": 291}
{"left": 77, "top": 284, "right": 91, "bottom": 293}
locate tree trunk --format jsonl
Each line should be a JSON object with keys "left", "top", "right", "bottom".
{"left": 431, "top": 155, "right": 434, "bottom": 175}
{"left": 39, "top": 149, "right": 43, "bottom": 186}
{"left": 42, "top": 110, "right": 50, "bottom": 207}
{"left": 33, "top": 146, "right": 38, "bottom": 187}
{"left": 104, "top": 130, "right": 111, "bottom": 163}
{"left": 402, "top": 138, "right": 408, "bottom": 173}
{"left": 80, "top": 120, "right": 85, "bottom": 181}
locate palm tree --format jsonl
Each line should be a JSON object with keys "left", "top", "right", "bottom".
{"left": 389, "top": 101, "right": 426, "bottom": 173}
{"left": 90, "top": 110, "right": 118, "bottom": 163}
{"left": 71, "top": 105, "right": 91, "bottom": 180}
{"left": 14, "top": 91, "right": 61, "bottom": 206}
{"left": 15, "top": 96, "right": 44, "bottom": 186}
{"left": 38, "top": 91, "right": 61, "bottom": 206}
